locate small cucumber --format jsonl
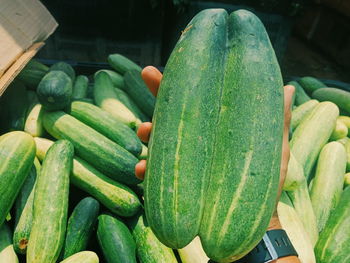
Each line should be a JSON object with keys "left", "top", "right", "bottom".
{"left": 344, "top": 173, "right": 350, "bottom": 187}
{"left": 95, "top": 69, "right": 124, "bottom": 88}
{"left": 312, "top": 87, "right": 350, "bottom": 114}
{"left": 108, "top": 54, "right": 142, "bottom": 75}
{"left": 330, "top": 119, "right": 348, "bottom": 140}
{"left": 72, "top": 75, "right": 89, "bottom": 100}
{"left": 299, "top": 76, "right": 326, "bottom": 95}
{"left": 24, "top": 92, "right": 44, "bottom": 137}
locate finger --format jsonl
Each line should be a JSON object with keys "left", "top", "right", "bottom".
{"left": 135, "top": 160, "right": 146, "bottom": 180}
{"left": 142, "top": 66, "right": 162, "bottom": 97}
{"left": 137, "top": 122, "right": 152, "bottom": 143}
{"left": 283, "top": 85, "right": 295, "bottom": 132}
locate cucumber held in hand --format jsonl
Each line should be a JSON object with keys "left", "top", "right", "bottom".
{"left": 42, "top": 111, "right": 140, "bottom": 185}
{"left": 97, "top": 214, "right": 137, "bottom": 263}
{"left": 0, "top": 131, "right": 36, "bottom": 226}
{"left": 27, "top": 140, "right": 74, "bottom": 263}
{"left": 61, "top": 197, "right": 100, "bottom": 259}
{"left": 145, "top": 9, "right": 284, "bottom": 262}
{"left": 37, "top": 71, "right": 73, "bottom": 111}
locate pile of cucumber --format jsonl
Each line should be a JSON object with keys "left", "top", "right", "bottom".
{"left": 279, "top": 76, "right": 350, "bottom": 263}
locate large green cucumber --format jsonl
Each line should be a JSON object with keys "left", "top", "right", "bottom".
{"left": 145, "top": 9, "right": 284, "bottom": 262}
{"left": 145, "top": 8, "right": 228, "bottom": 249}
{"left": 13, "top": 158, "right": 41, "bottom": 254}
{"left": 17, "top": 59, "right": 49, "bottom": 90}
{"left": 114, "top": 88, "right": 150, "bottom": 122}
{"left": 0, "top": 224, "right": 19, "bottom": 263}
{"left": 97, "top": 214, "right": 137, "bottom": 263}
{"left": 123, "top": 70, "right": 156, "bottom": 118}
{"left": 312, "top": 87, "right": 350, "bottom": 114}
{"left": 310, "top": 141, "right": 347, "bottom": 232}
{"left": 94, "top": 71, "right": 141, "bottom": 128}
{"left": 72, "top": 75, "right": 89, "bottom": 100}
{"left": 290, "top": 99, "right": 318, "bottom": 131}
{"left": 299, "top": 76, "right": 326, "bottom": 95}
{"left": 127, "top": 212, "right": 178, "bottom": 263}
{"left": 42, "top": 111, "right": 140, "bottom": 185}
{"left": 70, "top": 101, "right": 142, "bottom": 156}
{"left": 288, "top": 80, "right": 311, "bottom": 106}
{"left": 60, "top": 251, "right": 99, "bottom": 263}
{"left": 290, "top": 102, "right": 339, "bottom": 180}
{"left": 108, "top": 54, "right": 142, "bottom": 75}
{"left": 200, "top": 10, "right": 284, "bottom": 262}
{"left": 0, "top": 131, "right": 36, "bottom": 226}
{"left": 277, "top": 192, "right": 316, "bottom": 263}
{"left": 34, "top": 137, "right": 142, "bottom": 216}
{"left": 315, "top": 186, "right": 350, "bottom": 263}
{"left": 61, "top": 197, "right": 100, "bottom": 259}
{"left": 27, "top": 140, "right": 74, "bottom": 263}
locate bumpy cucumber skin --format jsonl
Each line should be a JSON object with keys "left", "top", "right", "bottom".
{"left": 27, "top": 140, "right": 74, "bottom": 263}
{"left": 97, "top": 214, "right": 137, "bottom": 263}
{"left": 0, "top": 131, "right": 36, "bottom": 226}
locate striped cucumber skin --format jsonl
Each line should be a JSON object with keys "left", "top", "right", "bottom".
{"left": 13, "top": 158, "right": 41, "bottom": 254}
{"left": 199, "top": 10, "right": 284, "bottom": 262}
{"left": 60, "top": 251, "right": 99, "bottom": 263}
{"left": 290, "top": 102, "right": 339, "bottom": 180}
{"left": 288, "top": 80, "right": 311, "bottom": 106}
{"left": 62, "top": 197, "right": 100, "bottom": 259}
{"left": 42, "top": 111, "right": 140, "bottom": 185}
{"left": 315, "top": 187, "right": 350, "bottom": 263}
{"left": 0, "top": 131, "right": 36, "bottom": 226}
{"left": 114, "top": 88, "right": 150, "bottom": 122}
{"left": 291, "top": 100, "right": 318, "bottom": 130}
{"left": 299, "top": 76, "right": 326, "bottom": 95}
{"left": 94, "top": 71, "right": 141, "bottom": 128}
{"left": 310, "top": 141, "right": 347, "bottom": 232}
{"left": 0, "top": 224, "right": 19, "bottom": 263}
{"left": 277, "top": 192, "right": 316, "bottom": 263}
{"left": 27, "top": 140, "right": 74, "bottom": 263}
{"left": 128, "top": 212, "right": 178, "bottom": 263}
{"left": 72, "top": 75, "right": 89, "bottom": 100}
{"left": 95, "top": 69, "right": 124, "bottom": 88}
{"left": 70, "top": 101, "right": 142, "bottom": 156}
{"left": 97, "top": 214, "right": 137, "bottom": 263}
{"left": 34, "top": 137, "right": 142, "bottom": 216}
{"left": 312, "top": 87, "right": 350, "bottom": 113}
{"left": 108, "top": 54, "right": 142, "bottom": 75}
{"left": 145, "top": 9, "right": 228, "bottom": 248}
{"left": 123, "top": 70, "right": 156, "bottom": 118}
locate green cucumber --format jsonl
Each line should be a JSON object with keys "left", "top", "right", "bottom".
{"left": 0, "top": 80, "right": 29, "bottom": 132}
{"left": 43, "top": 111, "right": 140, "bottom": 185}
{"left": 17, "top": 59, "right": 49, "bottom": 90}
{"left": 178, "top": 236, "right": 209, "bottom": 263}
{"left": 277, "top": 192, "right": 316, "bottom": 263}
{"left": 37, "top": 71, "right": 73, "bottom": 111}
{"left": 95, "top": 69, "right": 124, "bottom": 88}
{"left": 123, "top": 70, "right": 156, "bottom": 118}
{"left": 34, "top": 137, "right": 142, "bottom": 216}
{"left": 330, "top": 119, "right": 348, "bottom": 140}
{"left": 108, "top": 54, "right": 142, "bottom": 75}
{"left": 283, "top": 152, "right": 304, "bottom": 191}
{"left": 72, "top": 75, "right": 89, "bottom": 100}
{"left": 145, "top": 9, "right": 284, "bottom": 262}
{"left": 60, "top": 251, "right": 99, "bottom": 263}
{"left": 50, "top": 62, "right": 76, "bottom": 81}
{"left": 310, "top": 141, "right": 347, "bottom": 232}
{"left": 114, "top": 88, "right": 150, "bottom": 122}
{"left": 139, "top": 144, "right": 148, "bottom": 160}
{"left": 0, "top": 224, "right": 19, "bottom": 263}
{"left": 288, "top": 80, "right": 311, "bottom": 106}
{"left": 315, "top": 187, "right": 350, "bottom": 263}
{"left": 27, "top": 140, "right": 74, "bottom": 263}
{"left": 338, "top": 115, "right": 350, "bottom": 128}
{"left": 94, "top": 71, "right": 141, "bottom": 128}
{"left": 290, "top": 99, "right": 318, "bottom": 131}
{"left": 13, "top": 158, "right": 41, "bottom": 254}
{"left": 128, "top": 212, "right": 178, "bottom": 263}
{"left": 0, "top": 131, "right": 36, "bottom": 226}
{"left": 344, "top": 173, "right": 350, "bottom": 187}
{"left": 62, "top": 197, "right": 100, "bottom": 259}
{"left": 97, "top": 214, "right": 137, "bottom": 263}
{"left": 70, "top": 101, "right": 142, "bottom": 156}
{"left": 312, "top": 87, "right": 350, "bottom": 113}
{"left": 343, "top": 139, "right": 350, "bottom": 171}
{"left": 24, "top": 92, "right": 44, "bottom": 137}
{"left": 299, "top": 76, "right": 326, "bottom": 95}
{"left": 290, "top": 102, "right": 339, "bottom": 180}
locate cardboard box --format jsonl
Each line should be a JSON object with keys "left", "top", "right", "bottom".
{"left": 0, "top": 0, "right": 57, "bottom": 96}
